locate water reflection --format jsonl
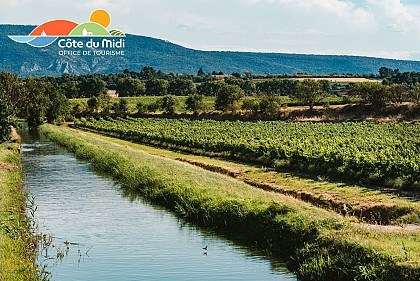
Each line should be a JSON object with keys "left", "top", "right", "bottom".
{"left": 21, "top": 128, "right": 296, "bottom": 281}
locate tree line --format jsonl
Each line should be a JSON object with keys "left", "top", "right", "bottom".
{"left": 2, "top": 66, "right": 420, "bottom": 142}
{"left": 0, "top": 72, "right": 69, "bottom": 141}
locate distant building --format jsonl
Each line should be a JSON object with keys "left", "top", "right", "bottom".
{"left": 82, "top": 28, "right": 93, "bottom": 36}
{"left": 107, "top": 90, "right": 118, "bottom": 97}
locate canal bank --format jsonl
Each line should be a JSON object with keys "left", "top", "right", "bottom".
{"left": 39, "top": 124, "right": 420, "bottom": 281}
{"left": 0, "top": 132, "right": 37, "bottom": 281}
{"left": 21, "top": 126, "right": 296, "bottom": 280}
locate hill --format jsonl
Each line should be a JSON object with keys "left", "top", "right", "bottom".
{"left": 2, "top": 24, "right": 420, "bottom": 76}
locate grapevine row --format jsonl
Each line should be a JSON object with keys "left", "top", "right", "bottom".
{"left": 75, "top": 117, "right": 420, "bottom": 189}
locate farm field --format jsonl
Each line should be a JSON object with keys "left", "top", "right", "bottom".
{"left": 76, "top": 117, "right": 420, "bottom": 191}
{"left": 41, "top": 124, "right": 420, "bottom": 281}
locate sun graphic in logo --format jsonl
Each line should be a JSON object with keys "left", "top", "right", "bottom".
{"left": 90, "top": 9, "right": 111, "bottom": 28}
{"left": 8, "top": 9, "right": 125, "bottom": 47}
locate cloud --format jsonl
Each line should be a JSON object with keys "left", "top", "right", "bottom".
{"left": 367, "top": 0, "right": 420, "bottom": 34}
{"left": 2, "top": 0, "right": 420, "bottom": 60}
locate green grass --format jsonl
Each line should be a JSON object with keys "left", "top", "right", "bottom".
{"left": 0, "top": 141, "right": 37, "bottom": 281}
{"left": 77, "top": 117, "right": 420, "bottom": 190}
{"left": 74, "top": 128, "right": 420, "bottom": 225}
{"left": 70, "top": 95, "right": 355, "bottom": 114}
{"left": 40, "top": 124, "right": 420, "bottom": 281}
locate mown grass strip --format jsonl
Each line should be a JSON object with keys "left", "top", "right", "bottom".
{"left": 40, "top": 124, "right": 419, "bottom": 281}
{"left": 0, "top": 140, "right": 37, "bottom": 281}
{"left": 76, "top": 125, "right": 420, "bottom": 225}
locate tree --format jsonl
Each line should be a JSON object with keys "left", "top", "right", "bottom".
{"left": 47, "top": 86, "right": 70, "bottom": 123}
{"left": 139, "top": 66, "right": 158, "bottom": 80}
{"left": 61, "top": 81, "right": 80, "bottom": 98}
{"left": 0, "top": 99, "right": 11, "bottom": 142}
{"left": 215, "top": 85, "right": 244, "bottom": 112}
{"left": 136, "top": 101, "right": 148, "bottom": 114}
{"left": 241, "top": 98, "right": 259, "bottom": 114}
{"left": 185, "top": 94, "right": 205, "bottom": 113}
{"left": 0, "top": 72, "right": 23, "bottom": 140}
{"left": 169, "top": 79, "right": 197, "bottom": 96}
{"left": 410, "top": 83, "right": 420, "bottom": 105}
{"left": 160, "top": 95, "right": 179, "bottom": 114}
{"left": 147, "top": 101, "right": 161, "bottom": 113}
{"left": 113, "top": 99, "right": 129, "bottom": 117}
{"left": 116, "top": 77, "right": 146, "bottom": 97}
{"left": 87, "top": 96, "right": 99, "bottom": 113}
{"left": 256, "top": 79, "right": 298, "bottom": 96}
{"left": 379, "top": 67, "right": 399, "bottom": 79}
{"left": 293, "top": 79, "right": 327, "bottom": 110}
{"left": 197, "top": 80, "right": 226, "bottom": 96}
{"left": 197, "top": 67, "right": 206, "bottom": 77}
{"left": 320, "top": 80, "right": 332, "bottom": 94}
{"left": 21, "top": 78, "right": 51, "bottom": 128}
{"left": 388, "top": 84, "right": 410, "bottom": 104}
{"left": 349, "top": 82, "right": 389, "bottom": 106}
{"left": 145, "top": 79, "right": 169, "bottom": 95}
{"left": 259, "top": 95, "right": 282, "bottom": 116}
{"left": 242, "top": 80, "right": 256, "bottom": 95}
{"left": 79, "top": 77, "right": 107, "bottom": 98}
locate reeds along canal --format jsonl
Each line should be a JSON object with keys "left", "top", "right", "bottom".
{"left": 21, "top": 128, "right": 296, "bottom": 281}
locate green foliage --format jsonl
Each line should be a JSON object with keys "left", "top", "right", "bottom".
{"left": 0, "top": 143, "right": 38, "bottom": 280}
{"left": 410, "top": 83, "right": 420, "bottom": 105}
{"left": 46, "top": 86, "right": 70, "bottom": 124}
{"left": 136, "top": 101, "right": 148, "bottom": 114}
{"left": 259, "top": 95, "right": 282, "bottom": 116}
{"left": 294, "top": 79, "right": 327, "bottom": 109}
{"left": 257, "top": 79, "right": 299, "bottom": 96}
{"left": 197, "top": 67, "right": 206, "bottom": 77}
{"left": 0, "top": 72, "right": 22, "bottom": 141}
{"left": 379, "top": 67, "right": 400, "bottom": 79}
{"left": 185, "top": 94, "right": 205, "bottom": 113}
{"left": 160, "top": 95, "right": 179, "bottom": 114}
{"left": 87, "top": 96, "right": 99, "bottom": 113}
{"left": 197, "top": 80, "right": 226, "bottom": 96}
{"left": 145, "top": 78, "right": 169, "bottom": 96}
{"left": 349, "top": 82, "right": 389, "bottom": 106}
{"left": 215, "top": 85, "right": 244, "bottom": 112}
{"left": 168, "top": 79, "right": 196, "bottom": 96}
{"left": 388, "top": 84, "right": 410, "bottom": 104}
{"left": 241, "top": 98, "right": 260, "bottom": 113}
{"left": 113, "top": 99, "right": 129, "bottom": 117}
{"left": 0, "top": 99, "right": 11, "bottom": 142}
{"left": 147, "top": 101, "right": 162, "bottom": 113}
{"left": 21, "top": 78, "right": 52, "bottom": 128}
{"left": 60, "top": 81, "right": 80, "bottom": 98}
{"left": 79, "top": 77, "right": 107, "bottom": 98}
{"left": 116, "top": 77, "right": 146, "bottom": 97}
{"left": 77, "top": 118, "right": 420, "bottom": 190}
{"left": 242, "top": 80, "right": 257, "bottom": 95}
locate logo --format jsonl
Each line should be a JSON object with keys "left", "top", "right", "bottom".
{"left": 8, "top": 9, "right": 125, "bottom": 48}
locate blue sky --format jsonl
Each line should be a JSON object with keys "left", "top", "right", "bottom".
{"left": 1, "top": 0, "right": 420, "bottom": 60}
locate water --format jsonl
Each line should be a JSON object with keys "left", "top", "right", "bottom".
{"left": 22, "top": 130, "right": 296, "bottom": 281}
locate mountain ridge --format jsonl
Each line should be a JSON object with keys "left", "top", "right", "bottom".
{"left": 2, "top": 24, "right": 420, "bottom": 76}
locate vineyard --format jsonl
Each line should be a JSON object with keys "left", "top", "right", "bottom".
{"left": 75, "top": 117, "right": 420, "bottom": 190}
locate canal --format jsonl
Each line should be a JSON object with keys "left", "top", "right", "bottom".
{"left": 22, "top": 129, "right": 297, "bottom": 281}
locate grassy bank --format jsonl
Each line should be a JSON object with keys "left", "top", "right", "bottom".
{"left": 40, "top": 124, "right": 419, "bottom": 281}
{"left": 75, "top": 127, "right": 420, "bottom": 225}
{"left": 0, "top": 138, "right": 37, "bottom": 280}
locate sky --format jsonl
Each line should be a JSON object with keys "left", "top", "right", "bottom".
{"left": 1, "top": 0, "right": 420, "bottom": 61}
